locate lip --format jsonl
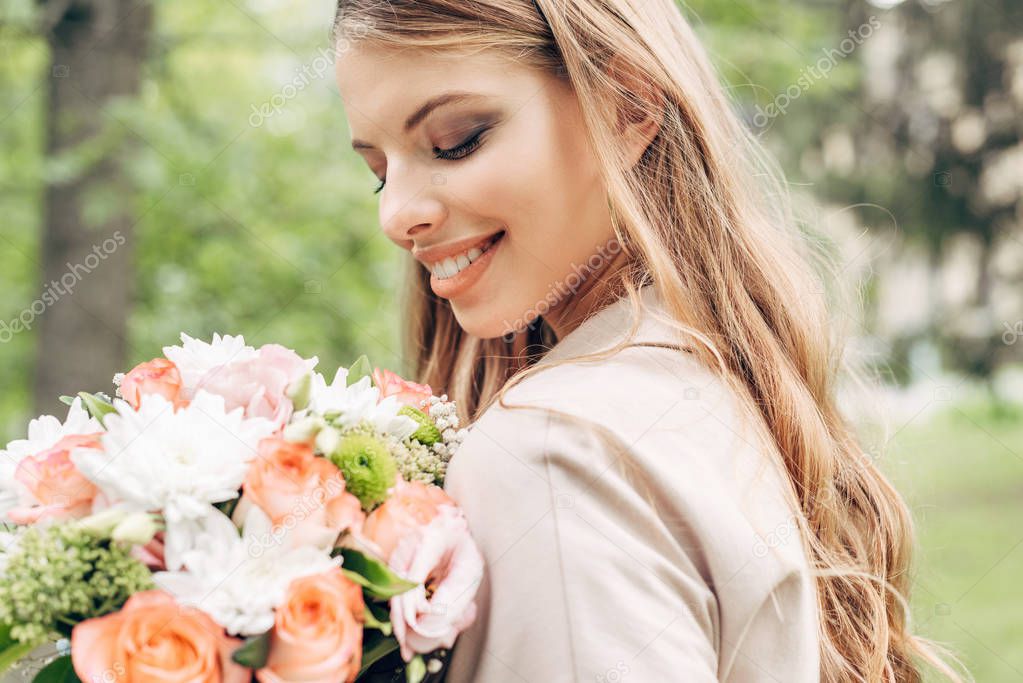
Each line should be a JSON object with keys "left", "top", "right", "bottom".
{"left": 428, "top": 231, "right": 504, "bottom": 300}
{"left": 412, "top": 230, "right": 505, "bottom": 266}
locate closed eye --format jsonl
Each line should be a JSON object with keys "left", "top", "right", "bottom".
{"left": 373, "top": 128, "right": 489, "bottom": 195}
{"left": 433, "top": 128, "right": 487, "bottom": 161}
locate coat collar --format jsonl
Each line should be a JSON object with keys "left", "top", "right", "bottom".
{"left": 538, "top": 282, "right": 687, "bottom": 366}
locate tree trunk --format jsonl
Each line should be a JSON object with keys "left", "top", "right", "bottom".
{"left": 33, "top": 0, "right": 153, "bottom": 414}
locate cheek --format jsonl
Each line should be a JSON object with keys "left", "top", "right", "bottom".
{"left": 444, "top": 113, "right": 607, "bottom": 337}
{"left": 473, "top": 152, "right": 566, "bottom": 300}
{"left": 441, "top": 164, "right": 559, "bottom": 337}
{"left": 477, "top": 126, "right": 577, "bottom": 271}
{"left": 493, "top": 129, "right": 607, "bottom": 293}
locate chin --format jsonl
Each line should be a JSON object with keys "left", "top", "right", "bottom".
{"left": 451, "top": 313, "right": 507, "bottom": 340}
{"left": 450, "top": 303, "right": 520, "bottom": 340}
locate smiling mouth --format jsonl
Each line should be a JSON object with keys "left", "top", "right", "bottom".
{"left": 428, "top": 231, "right": 505, "bottom": 280}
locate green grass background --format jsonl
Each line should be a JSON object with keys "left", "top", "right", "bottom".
{"left": 884, "top": 401, "right": 1023, "bottom": 681}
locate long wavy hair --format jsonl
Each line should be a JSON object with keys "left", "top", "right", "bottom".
{"left": 332, "top": 1, "right": 964, "bottom": 680}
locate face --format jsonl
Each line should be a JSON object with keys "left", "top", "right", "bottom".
{"left": 334, "top": 45, "right": 623, "bottom": 339}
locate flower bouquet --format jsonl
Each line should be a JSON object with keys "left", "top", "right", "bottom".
{"left": 0, "top": 333, "right": 482, "bottom": 683}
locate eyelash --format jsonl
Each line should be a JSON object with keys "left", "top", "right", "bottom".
{"left": 373, "top": 129, "right": 488, "bottom": 194}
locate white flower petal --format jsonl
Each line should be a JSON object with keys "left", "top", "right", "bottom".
{"left": 153, "top": 507, "right": 339, "bottom": 636}
{"left": 163, "top": 332, "right": 258, "bottom": 397}
{"left": 70, "top": 391, "right": 275, "bottom": 543}
{"left": 307, "top": 370, "right": 419, "bottom": 440}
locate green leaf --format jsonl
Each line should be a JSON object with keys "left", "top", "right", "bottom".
{"left": 77, "top": 392, "right": 117, "bottom": 425}
{"left": 214, "top": 496, "right": 239, "bottom": 521}
{"left": 357, "top": 631, "right": 400, "bottom": 677}
{"left": 336, "top": 548, "right": 417, "bottom": 599}
{"left": 231, "top": 631, "right": 270, "bottom": 669}
{"left": 406, "top": 655, "right": 426, "bottom": 683}
{"left": 58, "top": 395, "right": 76, "bottom": 406}
{"left": 346, "top": 355, "right": 372, "bottom": 386}
{"left": 32, "top": 655, "right": 81, "bottom": 683}
{"left": 0, "top": 624, "right": 38, "bottom": 676}
{"left": 363, "top": 603, "right": 392, "bottom": 636}
{"left": 0, "top": 623, "right": 15, "bottom": 650}
{"left": 0, "top": 640, "right": 36, "bottom": 675}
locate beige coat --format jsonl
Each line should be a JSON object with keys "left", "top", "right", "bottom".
{"left": 443, "top": 283, "right": 820, "bottom": 682}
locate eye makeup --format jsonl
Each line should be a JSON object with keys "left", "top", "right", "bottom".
{"left": 371, "top": 112, "right": 502, "bottom": 194}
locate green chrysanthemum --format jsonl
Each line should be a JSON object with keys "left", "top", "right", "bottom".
{"left": 398, "top": 405, "right": 442, "bottom": 446}
{"left": 0, "top": 524, "right": 153, "bottom": 644}
{"left": 329, "top": 432, "right": 398, "bottom": 511}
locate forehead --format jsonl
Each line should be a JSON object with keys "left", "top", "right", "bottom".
{"left": 334, "top": 45, "right": 541, "bottom": 137}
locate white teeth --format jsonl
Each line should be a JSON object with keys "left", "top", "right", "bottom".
{"left": 442, "top": 258, "right": 458, "bottom": 277}
{"left": 430, "top": 234, "right": 501, "bottom": 280}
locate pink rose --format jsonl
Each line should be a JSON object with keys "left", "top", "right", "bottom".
{"left": 389, "top": 506, "right": 483, "bottom": 662}
{"left": 198, "top": 344, "right": 312, "bottom": 429}
{"left": 131, "top": 530, "right": 167, "bottom": 571}
{"left": 372, "top": 367, "right": 433, "bottom": 409}
{"left": 257, "top": 569, "right": 365, "bottom": 683}
{"left": 359, "top": 479, "right": 454, "bottom": 562}
{"left": 71, "top": 590, "right": 249, "bottom": 683}
{"left": 238, "top": 437, "right": 364, "bottom": 550}
{"left": 120, "top": 358, "right": 187, "bottom": 410}
{"left": 8, "top": 433, "right": 102, "bottom": 525}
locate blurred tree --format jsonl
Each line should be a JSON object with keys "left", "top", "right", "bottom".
{"left": 31, "top": 0, "right": 153, "bottom": 411}
{"left": 833, "top": 0, "right": 1023, "bottom": 388}
{"left": 1, "top": 0, "right": 405, "bottom": 432}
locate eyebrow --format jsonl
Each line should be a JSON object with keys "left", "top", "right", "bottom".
{"left": 350, "top": 91, "right": 486, "bottom": 150}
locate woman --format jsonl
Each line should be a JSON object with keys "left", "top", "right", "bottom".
{"left": 332, "top": 1, "right": 961, "bottom": 681}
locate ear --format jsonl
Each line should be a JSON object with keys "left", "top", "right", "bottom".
{"left": 606, "top": 54, "right": 664, "bottom": 168}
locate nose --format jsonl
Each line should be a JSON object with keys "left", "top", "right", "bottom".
{"left": 379, "top": 171, "right": 447, "bottom": 250}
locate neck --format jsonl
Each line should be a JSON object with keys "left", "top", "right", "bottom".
{"left": 543, "top": 248, "right": 631, "bottom": 341}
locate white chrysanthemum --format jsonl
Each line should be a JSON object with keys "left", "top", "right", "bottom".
{"left": 70, "top": 391, "right": 275, "bottom": 569}
{"left": 153, "top": 505, "right": 339, "bottom": 636}
{"left": 162, "top": 332, "right": 258, "bottom": 398}
{"left": 307, "top": 369, "right": 418, "bottom": 440}
{"left": 0, "top": 397, "right": 101, "bottom": 519}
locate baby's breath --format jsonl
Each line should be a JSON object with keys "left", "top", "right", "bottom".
{"left": 0, "top": 524, "right": 153, "bottom": 644}
{"left": 391, "top": 395, "right": 468, "bottom": 486}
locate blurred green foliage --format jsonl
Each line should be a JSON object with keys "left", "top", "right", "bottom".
{"left": 1, "top": 0, "right": 406, "bottom": 439}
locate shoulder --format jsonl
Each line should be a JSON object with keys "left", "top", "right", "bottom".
{"left": 445, "top": 344, "right": 820, "bottom": 679}
{"left": 455, "top": 343, "right": 804, "bottom": 568}
{"left": 464, "top": 342, "right": 770, "bottom": 510}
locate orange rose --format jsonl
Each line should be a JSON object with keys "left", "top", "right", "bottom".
{"left": 120, "top": 358, "right": 186, "bottom": 410}
{"left": 8, "top": 433, "right": 101, "bottom": 525}
{"left": 359, "top": 479, "right": 454, "bottom": 562}
{"left": 240, "top": 437, "right": 364, "bottom": 550}
{"left": 71, "top": 590, "right": 249, "bottom": 683}
{"left": 372, "top": 367, "right": 433, "bottom": 409}
{"left": 257, "top": 569, "right": 365, "bottom": 683}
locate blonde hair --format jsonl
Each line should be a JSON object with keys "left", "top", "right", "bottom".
{"left": 332, "top": 1, "right": 964, "bottom": 680}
